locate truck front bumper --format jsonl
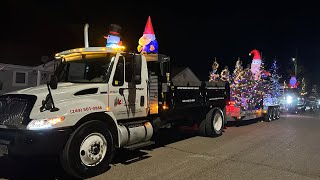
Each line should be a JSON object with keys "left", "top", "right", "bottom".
{"left": 0, "top": 127, "right": 72, "bottom": 156}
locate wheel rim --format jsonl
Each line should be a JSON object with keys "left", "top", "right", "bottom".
{"left": 80, "top": 133, "right": 107, "bottom": 167}
{"left": 213, "top": 113, "right": 223, "bottom": 131}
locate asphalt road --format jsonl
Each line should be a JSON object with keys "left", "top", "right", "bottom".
{"left": 1, "top": 112, "right": 320, "bottom": 180}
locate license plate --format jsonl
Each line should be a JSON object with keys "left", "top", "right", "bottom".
{"left": 0, "top": 145, "right": 8, "bottom": 156}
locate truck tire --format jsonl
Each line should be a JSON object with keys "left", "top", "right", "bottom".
{"left": 199, "top": 109, "right": 224, "bottom": 137}
{"left": 60, "top": 120, "right": 115, "bottom": 179}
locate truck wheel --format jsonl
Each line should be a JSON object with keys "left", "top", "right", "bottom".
{"left": 199, "top": 109, "right": 224, "bottom": 137}
{"left": 60, "top": 120, "right": 115, "bottom": 179}
{"left": 210, "top": 110, "right": 224, "bottom": 136}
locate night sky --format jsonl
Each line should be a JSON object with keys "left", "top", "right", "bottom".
{"left": 2, "top": 1, "right": 320, "bottom": 89}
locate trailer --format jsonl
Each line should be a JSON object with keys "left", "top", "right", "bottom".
{"left": 226, "top": 97, "right": 280, "bottom": 122}
{"left": 225, "top": 49, "right": 281, "bottom": 122}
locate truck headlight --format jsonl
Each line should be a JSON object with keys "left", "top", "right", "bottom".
{"left": 286, "top": 96, "right": 293, "bottom": 104}
{"left": 27, "top": 116, "right": 65, "bottom": 130}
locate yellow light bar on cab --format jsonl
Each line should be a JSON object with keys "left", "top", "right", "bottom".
{"left": 55, "top": 47, "right": 125, "bottom": 59}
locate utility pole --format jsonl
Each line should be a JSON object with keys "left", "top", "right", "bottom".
{"left": 292, "top": 48, "right": 298, "bottom": 77}
{"left": 295, "top": 48, "right": 298, "bottom": 77}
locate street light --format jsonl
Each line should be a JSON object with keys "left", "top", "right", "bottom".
{"left": 292, "top": 57, "right": 297, "bottom": 76}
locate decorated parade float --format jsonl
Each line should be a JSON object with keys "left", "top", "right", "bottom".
{"left": 209, "top": 49, "right": 281, "bottom": 122}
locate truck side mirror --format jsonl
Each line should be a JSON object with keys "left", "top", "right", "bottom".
{"left": 49, "top": 75, "right": 58, "bottom": 89}
{"left": 133, "top": 55, "right": 142, "bottom": 84}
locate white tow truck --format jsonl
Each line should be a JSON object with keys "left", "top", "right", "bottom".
{"left": 0, "top": 32, "right": 228, "bottom": 179}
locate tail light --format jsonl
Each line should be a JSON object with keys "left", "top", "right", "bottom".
{"left": 227, "top": 101, "right": 235, "bottom": 106}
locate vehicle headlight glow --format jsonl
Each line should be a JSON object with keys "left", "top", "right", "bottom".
{"left": 286, "top": 96, "right": 293, "bottom": 104}
{"left": 27, "top": 116, "right": 65, "bottom": 130}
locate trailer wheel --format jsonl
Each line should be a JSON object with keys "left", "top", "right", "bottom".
{"left": 60, "top": 120, "right": 115, "bottom": 179}
{"left": 199, "top": 109, "right": 224, "bottom": 137}
{"left": 265, "top": 107, "right": 273, "bottom": 122}
{"left": 276, "top": 107, "right": 280, "bottom": 119}
{"left": 272, "top": 107, "right": 277, "bottom": 120}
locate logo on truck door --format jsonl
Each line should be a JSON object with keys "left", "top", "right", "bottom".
{"left": 114, "top": 97, "right": 122, "bottom": 106}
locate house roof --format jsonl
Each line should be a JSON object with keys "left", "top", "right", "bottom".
{"left": 171, "top": 66, "right": 200, "bottom": 82}
{"left": 171, "top": 66, "right": 188, "bottom": 78}
{"left": 0, "top": 59, "right": 55, "bottom": 72}
{"left": 0, "top": 62, "right": 34, "bottom": 70}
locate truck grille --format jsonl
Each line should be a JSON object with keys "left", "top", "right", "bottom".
{"left": 0, "top": 95, "right": 37, "bottom": 129}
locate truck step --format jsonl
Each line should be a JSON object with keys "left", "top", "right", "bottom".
{"left": 124, "top": 141, "right": 155, "bottom": 150}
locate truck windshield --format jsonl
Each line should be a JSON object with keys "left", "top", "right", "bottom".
{"left": 55, "top": 53, "right": 115, "bottom": 83}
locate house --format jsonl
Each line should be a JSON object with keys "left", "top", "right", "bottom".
{"left": 0, "top": 61, "right": 56, "bottom": 95}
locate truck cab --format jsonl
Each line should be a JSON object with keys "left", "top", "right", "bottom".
{"left": 54, "top": 47, "right": 150, "bottom": 120}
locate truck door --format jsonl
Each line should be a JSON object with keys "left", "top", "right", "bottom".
{"left": 109, "top": 54, "right": 128, "bottom": 120}
{"left": 109, "top": 54, "right": 147, "bottom": 120}
{"left": 124, "top": 54, "right": 148, "bottom": 118}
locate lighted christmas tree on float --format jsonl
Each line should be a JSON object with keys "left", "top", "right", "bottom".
{"left": 229, "top": 49, "right": 271, "bottom": 111}
{"left": 269, "top": 59, "right": 281, "bottom": 104}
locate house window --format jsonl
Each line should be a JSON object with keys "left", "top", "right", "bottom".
{"left": 16, "top": 72, "right": 26, "bottom": 83}
{"left": 13, "top": 71, "right": 28, "bottom": 86}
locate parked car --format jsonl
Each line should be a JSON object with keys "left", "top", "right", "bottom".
{"left": 306, "top": 95, "right": 319, "bottom": 111}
